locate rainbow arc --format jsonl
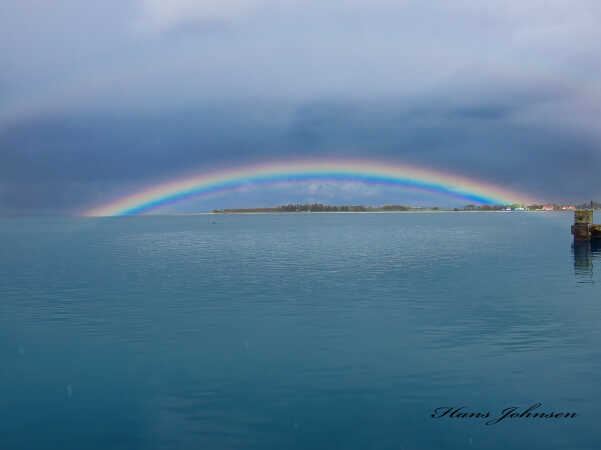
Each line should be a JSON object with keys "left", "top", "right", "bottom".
{"left": 84, "top": 159, "right": 531, "bottom": 216}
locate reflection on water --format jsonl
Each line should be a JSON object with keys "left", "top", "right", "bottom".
{"left": 573, "top": 240, "right": 601, "bottom": 282}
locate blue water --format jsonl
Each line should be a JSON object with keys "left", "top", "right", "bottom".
{"left": 1, "top": 213, "right": 600, "bottom": 449}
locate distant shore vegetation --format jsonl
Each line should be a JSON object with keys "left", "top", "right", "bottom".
{"left": 212, "top": 201, "right": 601, "bottom": 214}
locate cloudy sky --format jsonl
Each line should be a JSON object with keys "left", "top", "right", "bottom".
{"left": 1, "top": 0, "right": 601, "bottom": 214}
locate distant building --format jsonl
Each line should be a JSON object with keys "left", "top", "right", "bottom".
{"left": 542, "top": 205, "right": 554, "bottom": 211}
{"left": 562, "top": 205, "right": 576, "bottom": 211}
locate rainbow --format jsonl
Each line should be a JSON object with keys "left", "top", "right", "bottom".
{"left": 83, "top": 159, "right": 531, "bottom": 216}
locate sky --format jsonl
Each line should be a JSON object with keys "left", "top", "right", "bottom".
{"left": 1, "top": 0, "right": 601, "bottom": 214}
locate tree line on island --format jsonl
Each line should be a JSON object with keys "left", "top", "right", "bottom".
{"left": 213, "top": 201, "right": 601, "bottom": 213}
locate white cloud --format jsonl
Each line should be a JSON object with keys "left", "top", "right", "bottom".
{"left": 302, "top": 182, "right": 382, "bottom": 198}
{"left": 2, "top": 0, "right": 601, "bottom": 140}
{"left": 135, "top": 0, "right": 299, "bottom": 31}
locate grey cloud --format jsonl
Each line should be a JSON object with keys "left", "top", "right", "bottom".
{"left": 2, "top": 95, "right": 599, "bottom": 214}
{"left": 1, "top": 0, "right": 600, "bottom": 213}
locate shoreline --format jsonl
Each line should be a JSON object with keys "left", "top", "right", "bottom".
{"left": 153, "top": 210, "right": 566, "bottom": 216}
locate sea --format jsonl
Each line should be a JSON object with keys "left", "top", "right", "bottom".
{"left": 1, "top": 212, "right": 600, "bottom": 450}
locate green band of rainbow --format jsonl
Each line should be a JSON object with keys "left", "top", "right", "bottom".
{"left": 84, "top": 159, "right": 531, "bottom": 216}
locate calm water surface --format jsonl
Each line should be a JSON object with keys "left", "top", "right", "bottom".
{"left": 1, "top": 213, "right": 600, "bottom": 449}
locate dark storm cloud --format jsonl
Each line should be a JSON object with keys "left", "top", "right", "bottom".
{"left": 1, "top": 0, "right": 601, "bottom": 213}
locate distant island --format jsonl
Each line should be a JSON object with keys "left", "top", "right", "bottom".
{"left": 213, "top": 201, "right": 601, "bottom": 214}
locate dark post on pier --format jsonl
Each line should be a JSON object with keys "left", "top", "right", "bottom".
{"left": 572, "top": 209, "right": 601, "bottom": 241}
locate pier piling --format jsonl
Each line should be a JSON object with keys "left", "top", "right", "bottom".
{"left": 572, "top": 209, "right": 600, "bottom": 241}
